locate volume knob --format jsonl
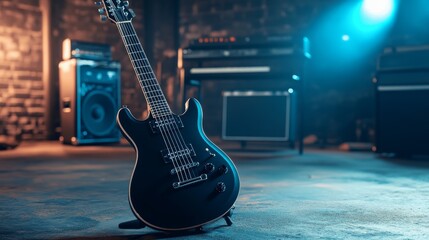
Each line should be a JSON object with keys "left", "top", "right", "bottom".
{"left": 216, "top": 182, "right": 226, "bottom": 193}
{"left": 205, "top": 163, "right": 215, "bottom": 173}
{"left": 218, "top": 165, "right": 228, "bottom": 174}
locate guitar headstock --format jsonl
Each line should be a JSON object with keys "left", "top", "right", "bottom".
{"left": 96, "top": 0, "right": 136, "bottom": 23}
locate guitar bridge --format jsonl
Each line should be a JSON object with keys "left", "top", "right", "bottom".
{"left": 172, "top": 174, "right": 208, "bottom": 189}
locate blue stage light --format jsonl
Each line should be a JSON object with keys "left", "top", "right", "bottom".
{"left": 292, "top": 75, "right": 300, "bottom": 81}
{"left": 362, "top": 0, "right": 395, "bottom": 22}
{"left": 342, "top": 34, "right": 350, "bottom": 41}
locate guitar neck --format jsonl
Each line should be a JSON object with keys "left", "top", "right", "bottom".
{"left": 116, "top": 21, "right": 172, "bottom": 118}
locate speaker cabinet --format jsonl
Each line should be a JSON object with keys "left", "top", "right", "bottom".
{"left": 59, "top": 59, "right": 121, "bottom": 145}
{"left": 375, "top": 69, "right": 429, "bottom": 155}
{"left": 222, "top": 91, "right": 296, "bottom": 141}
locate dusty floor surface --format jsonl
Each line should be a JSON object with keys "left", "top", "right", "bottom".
{"left": 1, "top": 141, "right": 429, "bottom": 239}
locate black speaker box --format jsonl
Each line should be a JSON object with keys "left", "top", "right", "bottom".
{"left": 375, "top": 69, "right": 429, "bottom": 156}
{"left": 222, "top": 90, "right": 296, "bottom": 141}
{"left": 59, "top": 59, "right": 121, "bottom": 145}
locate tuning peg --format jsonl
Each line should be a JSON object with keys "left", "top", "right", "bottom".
{"left": 98, "top": 8, "right": 105, "bottom": 14}
{"left": 94, "top": 1, "right": 102, "bottom": 5}
{"left": 128, "top": 8, "right": 136, "bottom": 17}
{"left": 100, "top": 15, "right": 107, "bottom": 22}
{"left": 123, "top": 1, "right": 129, "bottom": 7}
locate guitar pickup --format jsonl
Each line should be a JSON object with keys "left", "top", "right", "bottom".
{"left": 161, "top": 144, "right": 196, "bottom": 163}
{"left": 149, "top": 115, "right": 183, "bottom": 134}
{"left": 170, "top": 162, "right": 200, "bottom": 175}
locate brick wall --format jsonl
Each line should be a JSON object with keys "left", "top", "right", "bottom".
{"left": 0, "top": 0, "right": 44, "bottom": 140}
{"left": 179, "top": 0, "right": 338, "bottom": 47}
{"left": 0, "top": 0, "right": 148, "bottom": 141}
{"left": 1, "top": 0, "right": 407, "bottom": 143}
{"left": 178, "top": 0, "right": 341, "bottom": 138}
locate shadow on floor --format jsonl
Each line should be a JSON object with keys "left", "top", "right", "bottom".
{"left": 57, "top": 225, "right": 233, "bottom": 240}
{"left": 377, "top": 153, "right": 429, "bottom": 168}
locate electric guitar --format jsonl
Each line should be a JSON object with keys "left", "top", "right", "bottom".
{"left": 97, "top": 0, "right": 240, "bottom": 231}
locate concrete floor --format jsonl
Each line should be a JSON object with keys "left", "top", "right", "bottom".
{"left": 1, "top": 141, "right": 429, "bottom": 240}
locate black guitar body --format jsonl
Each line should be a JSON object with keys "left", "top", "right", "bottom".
{"left": 117, "top": 98, "right": 240, "bottom": 231}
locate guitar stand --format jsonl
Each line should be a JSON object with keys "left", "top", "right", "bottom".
{"left": 118, "top": 219, "right": 146, "bottom": 229}
{"left": 223, "top": 206, "right": 234, "bottom": 226}
{"left": 118, "top": 206, "right": 235, "bottom": 231}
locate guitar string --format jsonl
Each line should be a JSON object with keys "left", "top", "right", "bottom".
{"left": 116, "top": 23, "right": 194, "bottom": 181}
{"left": 119, "top": 22, "right": 197, "bottom": 180}
{"left": 112, "top": 5, "right": 196, "bottom": 181}
{"left": 117, "top": 21, "right": 197, "bottom": 181}
{"left": 120, "top": 22, "right": 198, "bottom": 180}
{"left": 117, "top": 22, "right": 189, "bottom": 181}
{"left": 116, "top": 22, "right": 187, "bottom": 182}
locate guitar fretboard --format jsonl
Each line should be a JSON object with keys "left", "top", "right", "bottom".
{"left": 116, "top": 21, "right": 172, "bottom": 118}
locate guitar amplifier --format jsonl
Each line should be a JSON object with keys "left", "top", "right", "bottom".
{"left": 375, "top": 46, "right": 429, "bottom": 156}
{"left": 375, "top": 70, "right": 429, "bottom": 156}
{"left": 62, "top": 38, "right": 112, "bottom": 61}
{"left": 222, "top": 91, "right": 296, "bottom": 141}
{"left": 378, "top": 45, "right": 429, "bottom": 71}
{"left": 59, "top": 59, "right": 121, "bottom": 145}
{"left": 180, "top": 35, "right": 310, "bottom": 81}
